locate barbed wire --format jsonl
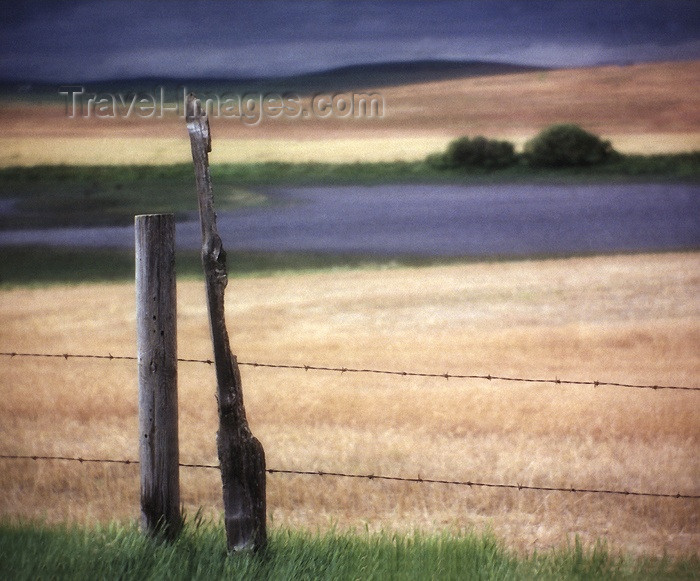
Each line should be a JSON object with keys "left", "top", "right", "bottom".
{"left": 1, "top": 454, "right": 697, "bottom": 500}
{"left": 1, "top": 351, "right": 697, "bottom": 392}
{"left": 235, "top": 361, "right": 698, "bottom": 391}
{"left": 0, "top": 351, "right": 136, "bottom": 362}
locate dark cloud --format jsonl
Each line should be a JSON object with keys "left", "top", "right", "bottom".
{"left": 0, "top": 0, "right": 698, "bottom": 81}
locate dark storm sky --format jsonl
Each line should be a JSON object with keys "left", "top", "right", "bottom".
{"left": 1, "top": 0, "right": 698, "bottom": 82}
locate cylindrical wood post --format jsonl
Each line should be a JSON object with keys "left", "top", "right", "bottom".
{"left": 135, "top": 213, "right": 181, "bottom": 540}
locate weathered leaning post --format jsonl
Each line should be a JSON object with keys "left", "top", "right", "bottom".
{"left": 186, "top": 93, "right": 267, "bottom": 552}
{"left": 135, "top": 213, "right": 181, "bottom": 540}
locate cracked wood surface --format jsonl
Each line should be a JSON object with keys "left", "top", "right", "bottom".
{"left": 186, "top": 94, "right": 266, "bottom": 552}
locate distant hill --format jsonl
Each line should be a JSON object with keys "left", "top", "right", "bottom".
{"left": 274, "top": 59, "right": 547, "bottom": 91}
{"left": 0, "top": 59, "right": 547, "bottom": 100}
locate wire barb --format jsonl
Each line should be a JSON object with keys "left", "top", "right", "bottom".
{"left": 1, "top": 454, "right": 697, "bottom": 500}
{"left": 1, "top": 351, "right": 697, "bottom": 392}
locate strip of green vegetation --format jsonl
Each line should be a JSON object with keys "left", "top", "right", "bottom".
{"left": 1, "top": 520, "right": 696, "bottom": 581}
{"left": 0, "top": 153, "right": 697, "bottom": 229}
{"left": 0, "top": 164, "right": 269, "bottom": 229}
{"left": 1, "top": 153, "right": 696, "bottom": 188}
{"left": 2, "top": 246, "right": 697, "bottom": 289}
{"left": 0, "top": 247, "right": 168, "bottom": 287}
{"left": 0, "top": 246, "right": 475, "bottom": 288}
{"left": 210, "top": 153, "right": 700, "bottom": 184}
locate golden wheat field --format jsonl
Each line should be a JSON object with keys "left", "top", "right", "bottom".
{"left": 0, "top": 252, "right": 698, "bottom": 556}
{"left": 0, "top": 60, "right": 698, "bottom": 166}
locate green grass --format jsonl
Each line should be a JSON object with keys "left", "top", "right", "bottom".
{"left": 4, "top": 246, "right": 683, "bottom": 288}
{"left": 1, "top": 520, "right": 696, "bottom": 581}
{"left": 0, "top": 164, "right": 267, "bottom": 229}
{"left": 0, "top": 247, "right": 411, "bottom": 287}
{"left": 0, "top": 246, "right": 158, "bottom": 287}
{"left": 0, "top": 154, "right": 697, "bottom": 229}
{"left": 0, "top": 246, "right": 489, "bottom": 288}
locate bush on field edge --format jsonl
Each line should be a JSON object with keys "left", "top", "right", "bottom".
{"left": 523, "top": 124, "right": 618, "bottom": 168}
{"left": 428, "top": 136, "right": 517, "bottom": 170}
{"left": 429, "top": 124, "right": 619, "bottom": 170}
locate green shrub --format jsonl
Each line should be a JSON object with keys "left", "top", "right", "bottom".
{"left": 524, "top": 124, "right": 615, "bottom": 167}
{"left": 424, "top": 152, "right": 452, "bottom": 169}
{"left": 443, "top": 136, "right": 517, "bottom": 169}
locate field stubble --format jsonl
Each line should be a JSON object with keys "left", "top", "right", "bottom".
{"left": 0, "top": 253, "right": 698, "bottom": 557}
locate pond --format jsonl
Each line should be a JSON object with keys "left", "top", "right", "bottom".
{"left": 0, "top": 183, "right": 698, "bottom": 258}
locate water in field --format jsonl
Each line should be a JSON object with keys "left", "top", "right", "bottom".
{"left": 0, "top": 183, "right": 698, "bottom": 257}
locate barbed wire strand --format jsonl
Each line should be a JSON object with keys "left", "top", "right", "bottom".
{"left": 0, "top": 454, "right": 697, "bottom": 500}
{"left": 0, "top": 351, "right": 697, "bottom": 392}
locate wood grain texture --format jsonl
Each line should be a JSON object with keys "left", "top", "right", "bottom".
{"left": 186, "top": 94, "right": 267, "bottom": 552}
{"left": 135, "top": 213, "right": 180, "bottom": 539}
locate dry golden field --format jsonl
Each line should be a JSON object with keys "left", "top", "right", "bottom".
{"left": 1, "top": 252, "right": 698, "bottom": 556}
{"left": 0, "top": 60, "right": 698, "bottom": 165}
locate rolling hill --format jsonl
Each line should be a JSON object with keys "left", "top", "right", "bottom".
{"left": 0, "top": 59, "right": 697, "bottom": 164}
{"left": 0, "top": 59, "right": 546, "bottom": 99}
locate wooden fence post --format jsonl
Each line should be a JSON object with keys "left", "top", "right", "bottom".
{"left": 186, "top": 94, "right": 267, "bottom": 552}
{"left": 135, "top": 213, "right": 181, "bottom": 540}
